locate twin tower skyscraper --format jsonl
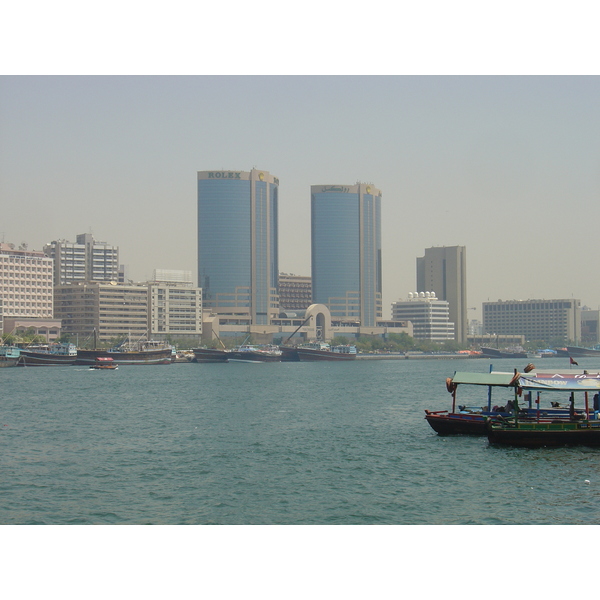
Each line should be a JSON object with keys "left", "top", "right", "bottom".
{"left": 197, "top": 169, "right": 382, "bottom": 328}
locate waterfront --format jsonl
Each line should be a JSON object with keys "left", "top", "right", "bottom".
{"left": 3, "top": 356, "right": 600, "bottom": 526}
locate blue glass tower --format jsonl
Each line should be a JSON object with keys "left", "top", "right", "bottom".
{"left": 311, "top": 183, "right": 382, "bottom": 327}
{"left": 197, "top": 169, "right": 279, "bottom": 325}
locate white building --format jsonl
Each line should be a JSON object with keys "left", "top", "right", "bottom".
{"left": 148, "top": 272, "right": 202, "bottom": 342}
{"left": 44, "top": 233, "right": 119, "bottom": 285}
{"left": 0, "top": 242, "right": 54, "bottom": 322}
{"left": 391, "top": 292, "right": 455, "bottom": 341}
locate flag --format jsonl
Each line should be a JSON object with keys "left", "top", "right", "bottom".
{"left": 570, "top": 356, "right": 578, "bottom": 366}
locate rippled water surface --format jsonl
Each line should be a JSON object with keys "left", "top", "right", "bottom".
{"left": 2, "top": 357, "right": 600, "bottom": 524}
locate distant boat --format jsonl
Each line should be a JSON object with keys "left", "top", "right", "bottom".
{"left": 228, "top": 344, "right": 282, "bottom": 363}
{"left": 76, "top": 335, "right": 172, "bottom": 366}
{"left": 89, "top": 356, "right": 118, "bottom": 370}
{"left": 480, "top": 347, "right": 528, "bottom": 359}
{"left": 192, "top": 347, "right": 229, "bottom": 363}
{"left": 0, "top": 345, "right": 20, "bottom": 368}
{"left": 295, "top": 342, "right": 357, "bottom": 361}
{"left": 19, "top": 342, "right": 77, "bottom": 366}
{"left": 560, "top": 345, "right": 600, "bottom": 357}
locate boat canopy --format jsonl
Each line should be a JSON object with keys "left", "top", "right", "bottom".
{"left": 519, "top": 373, "right": 600, "bottom": 392}
{"left": 451, "top": 372, "right": 519, "bottom": 387}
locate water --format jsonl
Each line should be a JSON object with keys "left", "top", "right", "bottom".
{"left": 2, "top": 357, "right": 600, "bottom": 525}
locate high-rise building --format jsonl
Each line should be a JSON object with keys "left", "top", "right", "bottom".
{"left": 44, "top": 233, "right": 119, "bottom": 285}
{"left": 416, "top": 246, "right": 467, "bottom": 343}
{"left": 311, "top": 183, "right": 382, "bottom": 327}
{"left": 391, "top": 292, "right": 455, "bottom": 341}
{"left": 197, "top": 169, "right": 279, "bottom": 325}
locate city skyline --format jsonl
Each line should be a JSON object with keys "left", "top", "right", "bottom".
{"left": 2, "top": 76, "right": 600, "bottom": 321}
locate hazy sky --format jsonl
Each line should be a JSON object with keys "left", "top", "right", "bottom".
{"left": 2, "top": 75, "right": 599, "bottom": 319}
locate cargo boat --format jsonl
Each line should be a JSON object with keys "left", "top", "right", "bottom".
{"left": 19, "top": 343, "right": 78, "bottom": 366}
{"left": 76, "top": 338, "right": 172, "bottom": 366}
{"left": 228, "top": 344, "right": 282, "bottom": 363}
{"left": 192, "top": 347, "right": 229, "bottom": 363}
{"left": 295, "top": 342, "right": 357, "bottom": 361}
{"left": 0, "top": 345, "right": 20, "bottom": 367}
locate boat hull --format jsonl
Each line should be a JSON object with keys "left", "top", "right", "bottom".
{"left": 425, "top": 411, "right": 489, "bottom": 435}
{"left": 228, "top": 350, "right": 281, "bottom": 363}
{"left": 75, "top": 348, "right": 172, "bottom": 365}
{"left": 279, "top": 346, "right": 300, "bottom": 362}
{"left": 295, "top": 348, "right": 356, "bottom": 361}
{"left": 192, "top": 348, "right": 229, "bottom": 363}
{"left": 487, "top": 421, "right": 600, "bottom": 447}
{"left": 19, "top": 351, "right": 77, "bottom": 366}
{"left": 0, "top": 356, "right": 19, "bottom": 367}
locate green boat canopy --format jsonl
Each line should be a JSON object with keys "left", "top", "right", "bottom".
{"left": 451, "top": 372, "right": 518, "bottom": 387}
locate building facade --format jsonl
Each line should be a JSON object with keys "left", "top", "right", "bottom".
{"left": 482, "top": 298, "right": 581, "bottom": 344}
{"left": 54, "top": 282, "right": 149, "bottom": 345}
{"left": 197, "top": 169, "right": 279, "bottom": 325}
{"left": 44, "top": 233, "right": 119, "bottom": 285}
{"left": 416, "top": 245, "right": 467, "bottom": 343}
{"left": 0, "top": 243, "right": 54, "bottom": 324}
{"left": 278, "top": 273, "right": 312, "bottom": 312}
{"left": 311, "top": 183, "right": 382, "bottom": 327}
{"left": 148, "top": 270, "right": 202, "bottom": 342}
{"left": 391, "top": 292, "right": 455, "bottom": 341}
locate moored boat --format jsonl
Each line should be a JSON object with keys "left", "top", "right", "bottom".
{"left": 0, "top": 345, "right": 21, "bottom": 367}
{"left": 192, "top": 347, "right": 229, "bottom": 363}
{"left": 19, "top": 342, "right": 77, "bottom": 366}
{"left": 228, "top": 344, "right": 282, "bottom": 363}
{"left": 76, "top": 338, "right": 172, "bottom": 366}
{"left": 295, "top": 342, "right": 357, "bottom": 361}
{"left": 279, "top": 345, "right": 300, "bottom": 362}
{"left": 486, "top": 371, "right": 600, "bottom": 447}
{"left": 425, "top": 370, "right": 521, "bottom": 435}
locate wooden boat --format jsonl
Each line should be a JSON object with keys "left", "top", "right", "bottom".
{"left": 227, "top": 344, "right": 282, "bottom": 363}
{"left": 0, "top": 345, "right": 21, "bottom": 367}
{"left": 295, "top": 342, "right": 357, "bottom": 361}
{"left": 425, "top": 370, "right": 521, "bottom": 435}
{"left": 76, "top": 335, "right": 172, "bottom": 366}
{"left": 487, "top": 371, "right": 600, "bottom": 447}
{"left": 279, "top": 345, "right": 300, "bottom": 361}
{"left": 89, "top": 356, "right": 118, "bottom": 370}
{"left": 19, "top": 342, "right": 77, "bottom": 366}
{"left": 192, "top": 347, "right": 229, "bottom": 363}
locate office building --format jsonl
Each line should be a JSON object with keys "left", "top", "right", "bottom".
{"left": 482, "top": 298, "right": 581, "bottom": 344}
{"left": 278, "top": 273, "right": 312, "bottom": 312}
{"left": 391, "top": 292, "right": 455, "bottom": 341}
{"left": 0, "top": 242, "right": 54, "bottom": 320}
{"left": 44, "top": 233, "right": 119, "bottom": 285}
{"left": 416, "top": 246, "right": 467, "bottom": 343}
{"left": 311, "top": 183, "right": 382, "bottom": 327}
{"left": 197, "top": 169, "right": 279, "bottom": 325}
{"left": 54, "top": 282, "right": 149, "bottom": 344}
{"left": 148, "top": 270, "right": 202, "bottom": 342}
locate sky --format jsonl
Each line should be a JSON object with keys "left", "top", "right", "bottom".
{"left": 2, "top": 74, "right": 599, "bottom": 320}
